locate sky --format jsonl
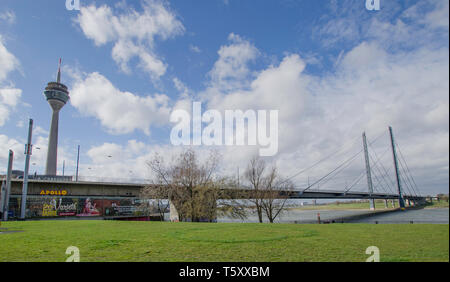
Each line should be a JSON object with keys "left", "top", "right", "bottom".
{"left": 0, "top": 0, "right": 448, "bottom": 195}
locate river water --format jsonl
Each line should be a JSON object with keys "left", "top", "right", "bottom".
{"left": 217, "top": 208, "right": 449, "bottom": 224}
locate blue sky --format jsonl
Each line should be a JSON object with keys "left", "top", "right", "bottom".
{"left": 0, "top": 0, "right": 448, "bottom": 195}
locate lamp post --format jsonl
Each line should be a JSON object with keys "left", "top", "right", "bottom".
{"left": 21, "top": 119, "right": 33, "bottom": 219}
{"left": 76, "top": 145, "right": 80, "bottom": 181}
{"left": 2, "top": 150, "right": 13, "bottom": 221}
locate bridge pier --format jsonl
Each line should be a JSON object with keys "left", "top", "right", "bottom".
{"left": 384, "top": 199, "right": 388, "bottom": 209}
{"left": 391, "top": 199, "right": 396, "bottom": 208}
{"left": 169, "top": 200, "right": 179, "bottom": 222}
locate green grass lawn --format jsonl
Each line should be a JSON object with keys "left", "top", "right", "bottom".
{"left": 0, "top": 220, "right": 448, "bottom": 262}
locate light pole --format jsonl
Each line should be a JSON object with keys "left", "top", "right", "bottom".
{"left": 76, "top": 145, "right": 80, "bottom": 181}
{"left": 21, "top": 119, "right": 33, "bottom": 219}
{"left": 2, "top": 150, "right": 13, "bottom": 221}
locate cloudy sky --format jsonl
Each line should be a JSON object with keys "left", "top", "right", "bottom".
{"left": 0, "top": 0, "right": 448, "bottom": 195}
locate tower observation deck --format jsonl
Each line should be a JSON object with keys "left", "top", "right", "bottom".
{"left": 44, "top": 59, "right": 69, "bottom": 175}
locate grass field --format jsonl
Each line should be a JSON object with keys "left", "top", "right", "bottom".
{"left": 0, "top": 220, "right": 448, "bottom": 262}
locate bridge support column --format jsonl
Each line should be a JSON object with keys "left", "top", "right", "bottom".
{"left": 384, "top": 199, "right": 388, "bottom": 209}
{"left": 169, "top": 200, "right": 179, "bottom": 222}
{"left": 362, "top": 132, "right": 375, "bottom": 210}
{"left": 389, "top": 126, "right": 406, "bottom": 208}
{"left": 391, "top": 199, "right": 396, "bottom": 208}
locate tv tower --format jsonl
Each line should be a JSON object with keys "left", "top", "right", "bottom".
{"left": 44, "top": 59, "right": 70, "bottom": 175}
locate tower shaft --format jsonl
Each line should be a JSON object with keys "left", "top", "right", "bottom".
{"left": 45, "top": 108, "right": 60, "bottom": 175}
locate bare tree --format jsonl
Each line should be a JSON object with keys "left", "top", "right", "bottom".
{"left": 260, "top": 166, "right": 293, "bottom": 223}
{"left": 244, "top": 156, "right": 267, "bottom": 223}
{"left": 216, "top": 177, "right": 248, "bottom": 221}
{"left": 146, "top": 149, "right": 222, "bottom": 222}
{"left": 140, "top": 185, "right": 169, "bottom": 220}
{"left": 244, "top": 156, "right": 293, "bottom": 223}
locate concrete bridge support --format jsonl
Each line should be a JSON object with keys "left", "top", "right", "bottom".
{"left": 384, "top": 199, "right": 388, "bottom": 209}
{"left": 169, "top": 200, "right": 179, "bottom": 222}
{"left": 391, "top": 199, "right": 396, "bottom": 208}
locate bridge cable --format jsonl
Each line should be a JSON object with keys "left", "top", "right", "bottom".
{"left": 309, "top": 149, "right": 366, "bottom": 191}
{"left": 368, "top": 143, "right": 399, "bottom": 193}
{"left": 368, "top": 149, "right": 397, "bottom": 195}
{"left": 395, "top": 142, "right": 421, "bottom": 196}
{"left": 400, "top": 169, "right": 416, "bottom": 197}
{"left": 397, "top": 160, "right": 417, "bottom": 197}
{"left": 371, "top": 164, "right": 393, "bottom": 195}
{"left": 344, "top": 169, "right": 366, "bottom": 193}
{"left": 371, "top": 158, "right": 394, "bottom": 194}
{"left": 282, "top": 135, "right": 362, "bottom": 184}
{"left": 369, "top": 145, "right": 415, "bottom": 197}
{"left": 393, "top": 146, "right": 418, "bottom": 197}
{"left": 343, "top": 145, "right": 392, "bottom": 194}
{"left": 302, "top": 148, "right": 364, "bottom": 192}
{"left": 290, "top": 131, "right": 387, "bottom": 191}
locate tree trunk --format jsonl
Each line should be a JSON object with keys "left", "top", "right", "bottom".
{"left": 257, "top": 205, "right": 263, "bottom": 223}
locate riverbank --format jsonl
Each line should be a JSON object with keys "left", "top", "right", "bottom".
{"left": 288, "top": 200, "right": 403, "bottom": 210}
{"left": 423, "top": 201, "right": 449, "bottom": 209}
{"left": 348, "top": 208, "right": 449, "bottom": 224}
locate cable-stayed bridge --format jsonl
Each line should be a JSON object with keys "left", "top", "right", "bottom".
{"left": 256, "top": 126, "right": 427, "bottom": 208}
{"left": 2, "top": 127, "right": 427, "bottom": 220}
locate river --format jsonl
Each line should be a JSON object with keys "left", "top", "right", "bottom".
{"left": 216, "top": 208, "right": 449, "bottom": 224}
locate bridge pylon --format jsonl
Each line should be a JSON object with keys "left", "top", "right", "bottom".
{"left": 389, "top": 126, "right": 405, "bottom": 208}
{"left": 362, "top": 132, "right": 375, "bottom": 210}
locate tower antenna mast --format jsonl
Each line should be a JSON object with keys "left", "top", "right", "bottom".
{"left": 57, "top": 58, "right": 61, "bottom": 83}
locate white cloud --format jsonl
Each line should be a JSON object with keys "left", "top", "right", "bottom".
{"left": 0, "top": 34, "right": 21, "bottom": 127}
{"left": 82, "top": 141, "right": 255, "bottom": 183}
{"left": 0, "top": 135, "right": 22, "bottom": 163}
{"left": 70, "top": 71, "right": 172, "bottom": 135}
{"left": 0, "top": 11, "right": 15, "bottom": 24}
{"left": 0, "top": 88, "right": 21, "bottom": 127}
{"left": 75, "top": 0, "right": 184, "bottom": 81}
{"left": 83, "top": 141, "right": 186, "bottom": 181}
{"left": 0, "top": 36, "right": 20, "bottom": 82}
{"left": 0, "top": 134, "right": 51, "bottom": 175}
{"left": 189, "top": 44, "right": 201, "bottom": 53}
{"left": 33, "top": 126, "right": 49, "bottom": 137}
{"left": 403, "top": 0, "right": 449, "bottom": 30}
{"left": 208, "top": 33, "right": 260, "bottom": 91}
{"left": 172, "top": 77, "right": 190, "bottom": 98}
